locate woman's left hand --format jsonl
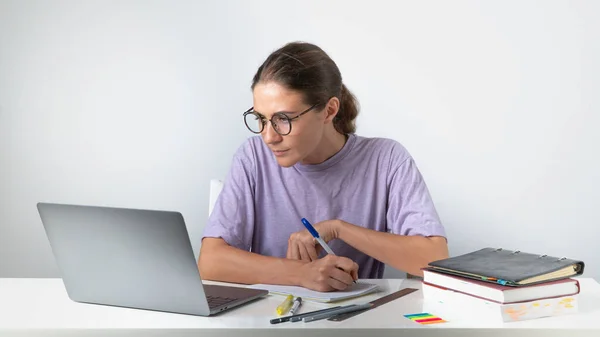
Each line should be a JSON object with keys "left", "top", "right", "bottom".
{"left": 286, "top": 220, "right": 341, "bottom": 262}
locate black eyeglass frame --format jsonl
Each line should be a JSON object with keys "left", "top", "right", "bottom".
{"left": 242, "top": 103, "right": 322, "bottom": 136}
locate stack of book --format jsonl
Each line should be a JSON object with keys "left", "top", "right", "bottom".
{"left": 421, "top": 248, "right": 585, "bottom": 323}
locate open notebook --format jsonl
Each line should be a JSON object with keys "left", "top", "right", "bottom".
{"left": 246, "top": 282, "right": 380, "bottom": 303}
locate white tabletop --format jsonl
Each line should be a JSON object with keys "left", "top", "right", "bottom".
{"left": 1, "top": 277, "right": 599, "bottom": 336}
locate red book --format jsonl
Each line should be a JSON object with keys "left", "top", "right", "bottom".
{"left": 422, "top": 268, "right": 580, "bottom": 304}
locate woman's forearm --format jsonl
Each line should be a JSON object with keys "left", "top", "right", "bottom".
{"left": 198, "top": 238, "right": 306, "bottom": 285}
{"left": 335, "top": 221, "right": 449, "bottom": 277}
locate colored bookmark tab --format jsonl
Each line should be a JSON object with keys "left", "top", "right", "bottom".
{"left": 404, "top": 313, "right": 434, "bottom": 319}
{"left": 415, "top": 317, "right": 444, "bottom": 323}
{"left": 404, "top": 312, "right": 447, "bottom": 325}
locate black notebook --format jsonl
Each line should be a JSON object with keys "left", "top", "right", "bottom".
{"left": 426, "top": 247, "right": 585, "bottom": 287}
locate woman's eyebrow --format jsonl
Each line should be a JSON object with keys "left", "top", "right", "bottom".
{"left": 276, "top": 110, "right": 297, "bottom": 116}
{"left": 248, "top": 110, "right": 264, "bottom": 118}
{"left": 255, "top": 109, "right": 299, "bottom": 116}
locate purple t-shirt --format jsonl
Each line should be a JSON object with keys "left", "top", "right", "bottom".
{"left": 202, "top": 133, "right": 447, "bottom": 279}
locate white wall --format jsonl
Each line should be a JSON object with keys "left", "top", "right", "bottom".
{"left": 1, "top": 0, "right": 598, "bottom": 280}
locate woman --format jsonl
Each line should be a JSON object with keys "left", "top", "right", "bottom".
{"left": 199, "top": 41, "right": 448, "bottom": 292}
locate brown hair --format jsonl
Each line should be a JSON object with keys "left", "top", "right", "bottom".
{"left": 251, "top": 42, "right": 360, "bottom": 134}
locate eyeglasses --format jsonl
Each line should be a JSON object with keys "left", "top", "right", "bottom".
{"left": 243, "top": 103, "right": 321, "bottom": 136}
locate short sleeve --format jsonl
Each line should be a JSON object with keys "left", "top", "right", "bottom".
{"left": 202, "top": 140, "right": 256, "bottom": 251}
{"left": 386, "top": 148, "right": 447, "bottom": 239}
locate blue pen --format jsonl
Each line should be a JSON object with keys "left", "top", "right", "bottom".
{"left": 301, "top": 218, "right": 336, "bottom": 255}
{"left": 301, "top": 218, "right": 357, "bottom": 283}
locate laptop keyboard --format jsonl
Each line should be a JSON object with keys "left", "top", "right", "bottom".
{"left": 206, "top": 295, "right": 237, "bottom": 308}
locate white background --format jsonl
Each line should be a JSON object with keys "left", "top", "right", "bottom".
{"left": 1, "top": 0, "right": 598, "bottom": 280}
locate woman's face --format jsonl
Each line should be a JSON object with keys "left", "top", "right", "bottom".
{"left": 252, "top": 81, "right": 329, "bottom": 167}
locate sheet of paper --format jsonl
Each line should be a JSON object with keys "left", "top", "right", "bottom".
{"left": 247, "top": 282, "right": 380, "bottom": 303}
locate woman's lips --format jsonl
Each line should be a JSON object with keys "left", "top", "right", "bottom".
{"left": 272, "top": 149, "right": 289, "bottom": 157}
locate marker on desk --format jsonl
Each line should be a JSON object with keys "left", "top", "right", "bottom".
{"left": 270, "top": 306, "right": 342, "bottom": 324}
{"left": 303, "top": 303, "right": 373, "bottom": 323}
{"left": 301, "top": 218, "right": 357, "bottom": 284}
{"left": 289, "top": 297, "right": 302, "bottom": 315}
{"left": 276, "top": 295, "right": 294, "bottom": 316}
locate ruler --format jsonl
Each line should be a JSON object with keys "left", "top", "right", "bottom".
{"left": 327, "top": 287, "right": 419, "bottom": 322}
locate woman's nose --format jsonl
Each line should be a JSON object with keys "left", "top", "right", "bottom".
{"left": 262, "top": 121, "right": 282, "bottom": 144}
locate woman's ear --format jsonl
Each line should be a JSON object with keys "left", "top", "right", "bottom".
{"left": 323, "top": 97, "right": 340, "bottom": 124}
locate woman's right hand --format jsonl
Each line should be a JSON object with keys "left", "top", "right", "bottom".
{"left": 297, "top": 255, "right": 359, "bottom": 292}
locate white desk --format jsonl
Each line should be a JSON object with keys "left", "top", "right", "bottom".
{"left": 1, "top": 278, "right": 599, "bottom": 337}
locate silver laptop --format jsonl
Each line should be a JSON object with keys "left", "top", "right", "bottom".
{"left": 37, "top": 202, "right": 268, "bottom": 316}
